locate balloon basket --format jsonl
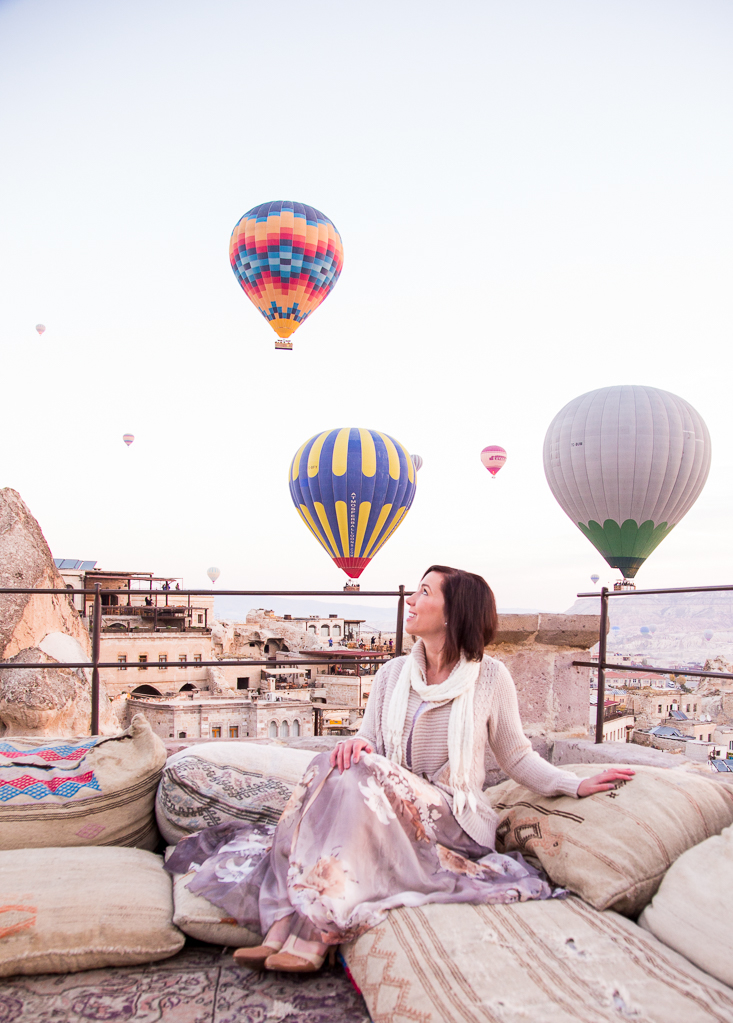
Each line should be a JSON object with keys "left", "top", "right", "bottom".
{"left": 343, "top": 581, "right": 360, "bottom": 592}
{"left": 614, "top": 579, "right": 636, "bottom": 591}
{"left": 274, "top": 341, "right": 293, "bottom": 351}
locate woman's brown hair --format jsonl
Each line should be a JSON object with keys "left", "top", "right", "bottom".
{"left": 422, "top": 565, "right": 497, "bottom": 663}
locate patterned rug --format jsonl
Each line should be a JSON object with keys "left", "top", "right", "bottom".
{"left": 0, "top": 940, "right": 371, "bottom": 1022}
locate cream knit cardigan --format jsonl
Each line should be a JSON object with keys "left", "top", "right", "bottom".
{"left": 356, "top": 647, "right": 581, "bottom": 851}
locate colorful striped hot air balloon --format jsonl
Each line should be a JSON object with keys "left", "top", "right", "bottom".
{"left": 590, "top": 573, "right": 600, "bottom": 585}
{"left": 410, "top": 454, "right": 423, "bottom": 473}
{"left": 289, "top": 428, "right": 417, "bottom": 579}
{"left": 481, "top": 446, "right": 507, "bottom": 477}
{"left": 122, "top": 434, "right": 134, "bottom": 447}
{"left": 230, "top": 200, "right": 344, "bottom": 351}
{"left": 543, "top": 385, "right": 711, "bottom": 579}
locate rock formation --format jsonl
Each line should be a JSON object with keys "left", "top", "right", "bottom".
{"left": 0, "top": 488, "right": 117, "bottom": 736}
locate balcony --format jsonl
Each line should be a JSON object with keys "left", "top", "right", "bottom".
{"left": 91, "top": 604, "right": 210, "bottom": 634}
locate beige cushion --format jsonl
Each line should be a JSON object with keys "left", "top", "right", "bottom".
{"left": 170, "top": 867, "right": 262, "bottom": 947}
{"left": 0, "top": 715, "right": 166, "bottom": 851}
{"left": 343, "top": 898, "right": 733, "bottom": 1023}
{"left": 639, "top": 823, "right": 733, "bottom": 987}
{"left": 0, "top": 846, "right": 184, "bottom": 976}
{"left": 156, "top": 741, "right": 316, "bottom": 844}
{"left": 488, "top": 763, "right": 733, "bottom": 915}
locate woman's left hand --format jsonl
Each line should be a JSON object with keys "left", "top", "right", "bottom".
{"left": 576, "top": 767, "right": 635, "bottom": 798}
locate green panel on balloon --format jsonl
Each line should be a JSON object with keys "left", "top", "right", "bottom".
{"left": 577, "top": 519, "right": 675, "bottom": 577}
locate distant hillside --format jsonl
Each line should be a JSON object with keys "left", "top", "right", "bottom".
{"left": 565, "top": 591, "right": 733, "bottom": 667}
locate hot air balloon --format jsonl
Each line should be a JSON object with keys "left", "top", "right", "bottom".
{"left": 640, "top": 626, "right": 650, "bottom": 635}
{"left": 590, "top": 574, "right": 600, "bottom": 585}
{"left": 543, "top": 385, "right": 711, "bottom": 580}
{"left": 122, "top": 434, "right": 134, "bottom": 447}
{"left": 35, "top": 324, "right": 45, "bottom": 336}
{"left": 230, "top": 200, "right": 344, "bottom": 351}
{"left": 704, "top": 629, "right": 713, "bottom": 642}
{"left": 207, "top": 567, "right": 221, "bottom": 584}
{"left": 611, "top": 625, "right": 621, "bottom": 632}
{"left": 289, "top": 428, "right": 417, "bottom": 580}
{"left": 410, "top": 454, "right": 423, "bottom": 473}
{"left": 481, "top": 446, "right": 507, "bottom": 477}
{"left": 650, "top": 625, "right": 657, "bottom": 634}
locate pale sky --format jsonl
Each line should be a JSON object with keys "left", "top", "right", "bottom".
{"left": 1, "top": 0, "right": 732, "bottom": 612}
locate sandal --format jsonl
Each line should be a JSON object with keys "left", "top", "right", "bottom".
{"left": 233, "top": 938, "right": 284, "bottom": 969}
{"left": 264, "top": 933, "right": 334, "bottom": 973}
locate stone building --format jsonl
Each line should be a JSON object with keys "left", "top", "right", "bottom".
{"left": 126, "top": 692, "right": 314, "bottom": 741}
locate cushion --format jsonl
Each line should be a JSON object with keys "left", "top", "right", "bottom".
{"left": 0, "top": 715, "right": 166, "bottom": 851}
{"left": 342, "top": 898, "right": 733, "bottom": 1023}
{"left": 488, "top": 763, "right": 733, "bottom": 915}
{"left": 639, "top": 823, "right": 733, "bottom": 987}
{"left": 156, "top": 741, "right": 316, "bottom": 844}
{"left": 0, "top": 846, "right": 184, "bottom": 976}
{"left": 166, "top": 847, "right": 261, "bottom": 947}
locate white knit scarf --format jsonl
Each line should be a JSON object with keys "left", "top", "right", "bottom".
{"left": 384, "top": 640, "right": 482, "bottom": 816}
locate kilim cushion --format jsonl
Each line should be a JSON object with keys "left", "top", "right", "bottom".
{"left": 342, "top": 898, "right": 733, "bottom": 1023}
{"left": 639, "top": 822, "right": 733, "bottom": 987}
{"left": 0, "top": 846, "right": 184, "bottom": 976}
{"left": 488, "top": 763, "right": 733, "bottom": 915}
{"left": 0, "top": 714, "right": 166, "bottom": 851}
{"left": 165, "top": 847, "right": 262, "bottom": 947}
{"left": 155, "top": 741, "right": 316, "bottom": 844}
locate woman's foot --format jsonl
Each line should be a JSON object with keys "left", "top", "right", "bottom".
{"left": 233, "top": 917, "right": 292, "bottom": 969}
{"left": 264, "top": 933, "right": 331, "bottom": 973}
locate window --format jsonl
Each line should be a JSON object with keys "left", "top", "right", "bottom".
{"left": 292, "top": 719, "right": 300, "bottom": 736}
{"left": 237, "top": 678, "right": 250, "bottom": 690}
{"left": 686, "top": 704, "right": 690, "bottom": 712}
{"left": 268, "top": 720, "right": 278, "bottom": 738}
{"left": 308, "top": 625, "right": 316, "bottom": 634}
{"left": 179, "top": 655, "right": 187, "bottom": 666}
{"left": 249, "top": 642, "right": 256, "bottom": 647}
{"left": 229, "top": 726, "right": 239, "bottom": 738}
{"left": 118, "top": 655, "right": 127, "bottom": 671}
{"left": 708, "top": 733, "right": 712, "bottom": 742}
{"left": 729, "top": 741, "right": 733, "bottom": 752}
{"left": 197, "top": 614, "right": 203, "bottom": 624}
{"left": 658, "top": 705, "right": 662, "bottom": 713}
{"left": 178, "top": 731, "right": 187, "bottom": 738}
{"left": 693, "top": 704, "right": 697, "bottom": 712}
{"left": 332, "top": 624, "right": 341, "bottom": 636}
{"left": 320, "top": 625, "right": 330, "bottom": 636}
{"left": 280, "top": 720, "right": 290, "bottom": 738}
{"left": 158, "top": 655, "right": 168, "bottom": 670}
{"left": 138, "top": 655, "right": 148, "bottom": 670}
{"left": 699, "top": 735, "right": 703, "bottom": 741}
{"left": 211, "top": 726, "right": 222, "bottom": 738}
{"left": 194, "top": 654, "right": 202, "bottom": 664}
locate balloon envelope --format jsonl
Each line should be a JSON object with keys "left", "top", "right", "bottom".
{"left": 122, "top": 434, "right": 134, "bottom": 447}
{"left": 590, "top": 574, "right": 600, "bottom": 585}
{"left": 410, "top": 454, "right": 423, "bottom": 473}
{"left": 543, "top": 385, "right": 711, "bottom": 579}
{"left": 207, "top": 567, "right": 220, "bottom": 583}
{"left": 704, "top": 629, "right": 713, "bottom": 641}
{"left": 640, "top": 626, "right": 650, "bottom": 635}
{"left": 35, "top": 324, "right": 45, "bottom": 335}
{"left": 230, "top": 200, "right": 344, "bottom": 347}
{"left": 289, "top": 428, "right": 417, "bottom": 579}
{"left": 481, "top": 446, "right": 507, "bottom": 477}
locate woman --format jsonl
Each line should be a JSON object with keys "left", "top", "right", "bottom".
{"left": 167, "top": 566, "right": 633, "bottom": 973}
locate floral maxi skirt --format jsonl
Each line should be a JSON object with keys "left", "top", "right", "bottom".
{"left": 165, "top": 751, "right": 553, "bottom": 945}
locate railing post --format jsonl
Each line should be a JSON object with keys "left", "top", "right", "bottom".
{"left": 91, "top": 583, "right": 102, "bottom": 735}
{"left": 595, "top": 586, "right": 609, "bottom": 744}
{"left": 395, "top": 585, "right": 405, "bottom": 656}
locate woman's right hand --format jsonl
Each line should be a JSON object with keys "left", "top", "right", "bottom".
{"left": 329, "top": 738, "right": 373, "bottom": 773}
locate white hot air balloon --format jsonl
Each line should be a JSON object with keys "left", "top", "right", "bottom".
{"left": 410, "top": 454, "right": 423, "bottom": 472}
{"left": 543, "top": 385, "right": 711, "bottom": 580}
{"left": 35, "top": 324, "right": 46, "bottom": 336}
{"left": 207, "top": 567, "right": 221, "bottom": 584}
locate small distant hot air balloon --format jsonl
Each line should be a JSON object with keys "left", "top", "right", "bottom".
{"left": 590, "top": 574, "right": 600, "bottom": 585}
{"left": 289, "top": 427, "right": 417, "bottom": 580}
{"left": 35, "top": 324, "right": 45, "bottom": 336}
{"left": 611, "top": 625, "right": 621, "bottom": 632}
{"left": 481, "top": 446, "right": 507, "bottom": 477}
{"left": 543, "top": 385, "right": 711, "bottom": 580}
{"left": 122, "top": 434, "right": 134, "bottom": 447}
{"left": 649, "top": 625, "right": 657, "bottom": 634}
{"left": 207, "top": 567, "right": 221, "bottom": 584}
{"left": 410, "top": 454, "right": 423, "bottom": 473}
{"left": 640, "top": 626, "right": 650, "bottom": 635}
{"left": 230, "top": 200, "right": 344, "bottom": 351}
{"left": 704, "top": 629, "right": 713, "bottom": 642}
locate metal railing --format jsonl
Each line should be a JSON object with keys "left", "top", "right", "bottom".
{"left": 573, "top": 583, "right": 733, "bottom": 744}
{"left": 0, "top": 584, "right": 407, "bottom": 734}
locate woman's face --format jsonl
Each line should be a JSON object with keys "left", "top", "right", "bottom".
{"left": 405, "top": 572, "right": 447, "bottom": 640}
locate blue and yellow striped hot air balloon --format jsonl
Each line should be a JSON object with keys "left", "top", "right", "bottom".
{"left": 289, "top": 428, "right": 417, "bottom": 579}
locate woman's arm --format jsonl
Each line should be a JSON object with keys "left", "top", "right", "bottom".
{"left": 487, "top": 661, "right": 583, "bottom": 798}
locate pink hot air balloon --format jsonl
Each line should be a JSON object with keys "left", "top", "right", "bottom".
{"left": 35, "top": 324, "right": 46, "bottom": 336}
{"left": 122, "top": 434, "right": 134, "bottom": 447}
{"left": 480, "top": 445, "right": 507, "bottom": 478}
